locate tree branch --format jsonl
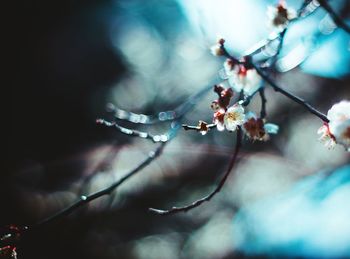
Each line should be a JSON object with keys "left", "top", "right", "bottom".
{"left": 148, "top": 128, "right": 242, "bottom": 215}
{"left": 110, "top": 84, "right": 214, "bottom": 125}
{"left": 318, "top": 0, "right": 350, "bottom": 34}
{"left": 244, "top": 0, "right": 319, "bottom": 58}
{"left": 96, "top": 119, "right": 170, "bottom": 143}
{"left": 252, "top": 63, "right": 329, "bottom": 123}
{"left": 30, "top": 142, "right": 167, "bottom": 230}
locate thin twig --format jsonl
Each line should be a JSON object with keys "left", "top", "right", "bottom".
{"left": 239, "top": 87, "right": 263, "bottom": 106}
{"left": 148, "top": 128, "right": 242, "bottom": 215}
{"left": 318, "top": 0, "right": 350, "bottom": 34}
{"left": 259, "top": 87, "right": 267, "bottom": 119}
{"left": 182, "top": 123, "right": 216, "bottom": 132}
{"left": 252, "top": 63, "right": 329, "bottom": 123}
{"left": 29, "top": 142, "right": 167, "bottom": 230}
{"left": 110, "top": 84, "right": 214, "bottom": 124}
{"left": 96, "top": 119, "right": 169, "bottom": 143}
{"left": 19, "top": 82, "right": 210, "bottom": 233}
{"left": 268, "top": 28, "right": 287, "bottom": 68}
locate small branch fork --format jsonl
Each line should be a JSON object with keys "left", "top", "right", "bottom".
{"left": 149, "top": 127, "right": 242, "bottom": 215}
{"left": 110, "top": 84, "right": 213, "bottom": 125}
{"left": 221, "top": 50, "right": 329, "bottom": 123}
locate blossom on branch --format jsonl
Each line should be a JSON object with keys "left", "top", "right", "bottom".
{"left": 213, "top": 109, "right": 226, "bottom": 131}
{"left": 318, "top": 100, "right": 350, "bottom": 151}
{"left": 243, "top": 112, "right": 279, "bottom": 141}
{"left": 210, "top": 38, "right": 225, "bottom": 56}
{"left": 267, "top": 1, "right": 297, "bottom": 31}
{"left": 223, "top": 61, "right": 262, "bottom": 96}
{"left": 223, "top": 104, "right": 245, "bottom": 131}
{"left": 213, "top": 104, "right": 245, "bottom": 132}
{"left": 317, "top": 123, "right": 336, "bottom": 149}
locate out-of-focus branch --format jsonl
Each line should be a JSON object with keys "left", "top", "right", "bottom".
{"left": 110, "top": 84, "right": 213, "bottom": 125}
{"left": 245, "top": 0, "right": 319, "bottom": 58}
{"left": 10, "top": 81, "right": 213, "bottom": 237}
{"left": 30, "top": 142, "right": 167, "bottom": 230}
{"left": 318, "top": 0, "right": 350, "bottom": 34}
{"left": 268, "top": 28, "right": 287, "bottom": 68}
{"left": 149, "top": 127, "right": 242, "bottom": 215}
{"left": 96, "top": 119, "right": 170, "bottom": 143}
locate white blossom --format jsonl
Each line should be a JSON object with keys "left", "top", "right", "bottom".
{"left": 331, "top": 120, "right": 350, "bottom": 151}
{"left": 327, "top": 100, "right": 350, "bottom": 123}
{"left": 229, "top": 69, "right": 261, "bottom": 96}
{"left": 317, "top": 124, "right": 336, "bottom": 150}
{"left": 319, "top": 100, "right": 350, "bottom": 151}
{"left": 213, "top": 109, "right": 226, "bottom": 131}
{"left": 224, "top": 104, "right": 245, "bottom": 131}
{"left": 226, "top": 65, "right": 262, "bottom": 96}
{"left": 267, "top": 3, "right": 297, "bottom": 31}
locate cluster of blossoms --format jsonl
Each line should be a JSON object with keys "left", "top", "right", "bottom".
{"left": 318, "top": 100, "right": 350, "bottom": 151}
{"left": 211, "top": 39, "right": 262, "bottom": 96}
{"left": 210, "top": 35, "right": 349, "bottom": 150}
{"left": 211, "top": 84, "right": 244, "bottom": 132}
{"left": 267, "top": 0, "right": 297, "bottom": 31}
{"left": 197, "top": 85, "right": 278, "bottom": 141}
{"left": 208, "top": 36, "right": 279, "bottom": 141}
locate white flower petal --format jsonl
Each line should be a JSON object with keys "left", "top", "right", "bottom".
{"left": 331, "top": 120, "right": 350, "bottom": 148}
{"left": 327, "top": 100, "right": 350, "bottom": 122}
{"left": 216, "top": 122, "right": 225, "bottom": 132}
{"left": 224, "top": 104, "right": 245, "bottom": 131}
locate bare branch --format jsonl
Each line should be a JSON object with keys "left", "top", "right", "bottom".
{"left": 252, "top": 63, "right": 329, "bottom": 123}
{"left": 149, "top": 128, "right": 242, "bottom": 215}
{"left": 110, "top": 84, "right": 214, "bottom": 125}
{"left": 30, "top": 142, "right": 168, "bottom": 230}
{"left": 96, "top": 119, "right": 170, "bottom": 143}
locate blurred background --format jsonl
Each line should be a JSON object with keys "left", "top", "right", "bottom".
{"left": 6, "top": 0, "right": 350, "bottom": 258}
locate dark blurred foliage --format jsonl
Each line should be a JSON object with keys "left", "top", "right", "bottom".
{"left": 9, "top": 0, "right": 125, "bottom": 167}
{"left": 8, "top": 0, "right": 127, "bottom": 258}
